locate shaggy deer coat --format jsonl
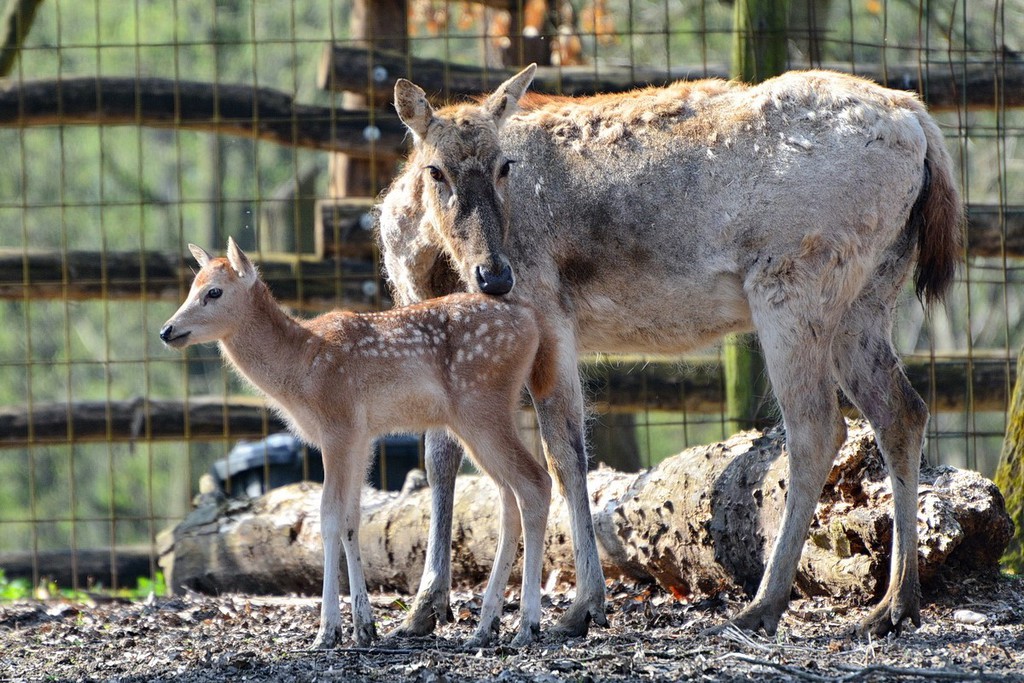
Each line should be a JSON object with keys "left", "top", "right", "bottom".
{"left": 378, "top": 66, "right": 963, "bottom": 638}
{"left": 160, "top": 239, "right": 556, "bottom": 648}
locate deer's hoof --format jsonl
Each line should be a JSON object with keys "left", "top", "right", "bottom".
{"left": 857, "top": 592, "right": 921, "bottom": 638}
{"left": 550, "top": 596, "right": 606, "bottom": 639}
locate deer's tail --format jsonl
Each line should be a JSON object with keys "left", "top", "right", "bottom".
{"left": 912, "top": 110, "right": 964, "bottom": 306}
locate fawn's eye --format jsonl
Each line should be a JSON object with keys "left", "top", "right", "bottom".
{"left": 426, "top": 166, "right": 445, "bottom": 183}
{"left": 206, "top": 288, "right": 222, "bottom": 300}
{"left": 498, "top": 160, "right": 515, "bottom": 179}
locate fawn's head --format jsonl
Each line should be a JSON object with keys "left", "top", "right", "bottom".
{"left": 394, "top": 64, "right": 536, "bottom": 297}
{"left": 160, "top": 238, "right": 259, "bottom": 348}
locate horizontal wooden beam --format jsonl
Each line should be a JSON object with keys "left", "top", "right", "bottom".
{"left": 309, "top": 204, "right": 1024, "bottom": 262}
{"left": 0, "top": 248, "right": 385, "bottom": 311}
{"left": 587, "top": 354, "right": 1014, "bottom": 416}
{"left": 0, "top": 204, "right": 1017, "bottom": 312}
{"left": 966, "top": 205, "right": 1024, "bottom": 258}
{"left": 0, "top": 77, "right": 408, "bottom": 156}
{"left": 0, "top": 356, "right": 1011, "bottom": 449}
{"left": 0, "top": 546, "right": 155, "bottom": 589}
{"left": 319, "top": 45, "right": 1024, "bottom": 111}
{"left": 0, "top": 396, "right": 288, "bottom": 448}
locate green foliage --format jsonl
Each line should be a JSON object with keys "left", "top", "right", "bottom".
{"left": 0, "top": 569, "right": 166, "bottom": 602}
{"left": 0, "top": 570, "right": 31, "bottom": 601}
{"left": 128, "top": 572, "right": 167, "bottom": 599}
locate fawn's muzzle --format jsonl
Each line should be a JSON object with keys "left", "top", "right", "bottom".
{"left": 159, "top": 324, "right": 190, "bottom": 346}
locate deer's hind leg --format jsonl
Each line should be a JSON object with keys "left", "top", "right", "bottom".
{"left": 724, "top": 299, "right": 847, "bottom": 635}
{"left": 831, "top": 295, "right": 925, "bottom": 636}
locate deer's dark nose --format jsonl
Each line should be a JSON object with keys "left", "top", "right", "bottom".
{"left": 159, "top": 324, "right": 175, "bottom": 342}
{"left": 475, "top": 263, "right": 514, "bottom": 295}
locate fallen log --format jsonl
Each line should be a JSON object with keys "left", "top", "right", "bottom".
{"left": 160, "top": 420, "right": 1012, "bottom": 604}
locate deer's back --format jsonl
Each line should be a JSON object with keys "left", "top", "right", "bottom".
{"left": 495, "top": 71, "right": 932, "bottom": 352}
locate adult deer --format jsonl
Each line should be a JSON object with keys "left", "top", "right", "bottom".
{"left": 378, "top": 66, "right": 963, "bottom": 638}
{"left": 160, "top": 238, "right": 556, "bottom": 648}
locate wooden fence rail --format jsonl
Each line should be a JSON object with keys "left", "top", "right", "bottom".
{"left": 0, "top": 204, "right": 1016, "bottom": 306}
{"left": 0, "top": 77, "right": 407, "bottom": 156}
{"left": 319, "top": 45, "right": 1024, "bottom": 110}
{"left": 0, "top": 248, "right": 384, "bottom": 310}
{"left": 0, "top": 355, "right": 1011, "bottom": 449}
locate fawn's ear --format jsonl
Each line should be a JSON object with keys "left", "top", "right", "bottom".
{"left": 188, "top": 244, "right": 213, "bottom": 267}
{"left": 484, "top": 63, "right": 536, "bottom": 129}
{"left": 226, "top": 237, "right": 257, "bottom": 287}
{"left": 394, "top": 78, "right": 435, "bottom": 143}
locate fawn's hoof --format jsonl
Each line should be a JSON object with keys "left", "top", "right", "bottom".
{"left": 465, "top": 616, "right": 501, "bottom": 649}
{"left": 353, "top": 621, "right": 378, "bottom": 647}
{"left": 312, "top": 623, "right": 345, "bottom": 650}
{"left": 509, "top": 621, "right": 541, "bottom": 648}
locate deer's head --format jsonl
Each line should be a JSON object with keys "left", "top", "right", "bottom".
{"left": 160, "top": 238, "right": 258, "bottom": 348}
{"left": 394, "top": 64, "right": 536, "bottom": 296}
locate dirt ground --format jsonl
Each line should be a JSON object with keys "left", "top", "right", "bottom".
{"left": 2, "top": 572, "right": 1022, "bottom": 682}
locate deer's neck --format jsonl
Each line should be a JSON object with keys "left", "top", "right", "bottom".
{"left": 218, "top": 282, "right": 312, "bottom": 403}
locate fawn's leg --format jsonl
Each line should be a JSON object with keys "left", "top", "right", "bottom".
{"left": 533, "top": 338, "right": 607, "bottom": 637}
{"left": 460, "top": 420, "right": 552, "bottom": 648}
{"left": 466, "top": 484, "right": 522, "bottom": 647}
{"left": 314, "top": 435, "right": 376, "bottom": 648}
{"left": 509, "top": 443, "right": 551, "bottom": 648}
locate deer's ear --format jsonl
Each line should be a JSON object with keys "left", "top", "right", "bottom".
{"left": 484, "top": 63, "right": 536, "bottom": 128}
{"left": 226, "top": 237, "right": 257, "bottom": 287}
{"left": 394, "top": 78, "right": 435, "bottom": 143}
{"left": 188, "top": 244, "right": 213, "bottom": 267}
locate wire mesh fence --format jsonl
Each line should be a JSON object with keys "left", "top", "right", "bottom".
{"left": 0, "top": 0, "right": 1020, "bottom": 592}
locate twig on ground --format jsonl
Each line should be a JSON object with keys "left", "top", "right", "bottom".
{"left": 717, "top": 653, "right": 832, "bottom": 682}
{"left": 833, "top": 662, "right": 1008, "bottom": 682}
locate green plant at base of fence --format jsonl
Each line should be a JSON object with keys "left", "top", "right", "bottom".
{"left": 0, "top": 569, "right": 167, "bottom": 602}
{"left": 0, "top": 569, "right": 31, "bottom": 600}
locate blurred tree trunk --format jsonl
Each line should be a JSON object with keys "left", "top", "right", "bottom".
{"left": 788, "top": 0, "right": 832, "bottom": 63}
{"left": 330, "top": 0, "right": 407, "bottom": 200}
{"left": 996, "top": 345, "right": 1024, "bottom": 573}
{"left": 0, "top": 0, "right": 43, "bottom": 76}
{"left": 723, "top": 0, "right": 788, "bottom": 434}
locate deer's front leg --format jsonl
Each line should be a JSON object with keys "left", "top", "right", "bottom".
{"left": 389, "top": 429, "right": 460, "bottom": 638}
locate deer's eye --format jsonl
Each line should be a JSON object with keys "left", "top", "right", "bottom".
{"left": 426, "top": 166, "right": 445, "bottom": 183}
{"left": 206, "top": 288, "right": 222, "bottom": 300}
{"left": 498, "top": 160, "right": 515, "bottom": 179}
